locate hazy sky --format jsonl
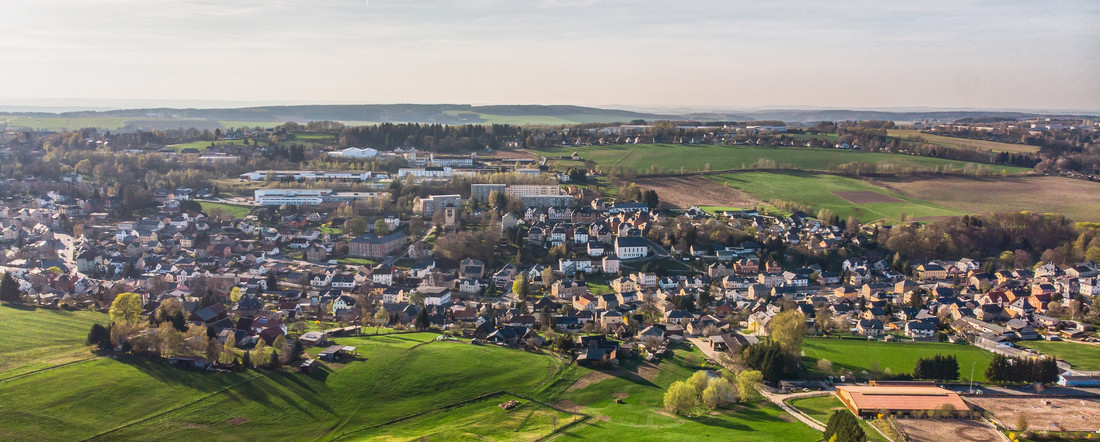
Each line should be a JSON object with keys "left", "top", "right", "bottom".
{"left": 1, "top": 0, "right": 1098, "bottom": 111}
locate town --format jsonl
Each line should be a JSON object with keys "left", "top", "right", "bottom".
{"left": 1, "top": 117, "right": 1099, "bottom": 440}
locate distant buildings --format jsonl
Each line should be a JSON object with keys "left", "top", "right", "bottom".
{"left": 328, "top": 147, "right": 379, "bottom": 158}
{"left": 254, "top": 189, "right": 387, "bottom": 206}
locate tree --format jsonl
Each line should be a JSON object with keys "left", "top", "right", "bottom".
{"left": 541, "top": 267, "right": 557, "bottom": 287}
{"left": 374, "top": 219, "right": 390, "bottom": 235}
{"left": 512, "top": 274, "right": 528, "bottom": 298}
{"left": 415, "top": 306, "right": 430, "bottom": 330}
{"left": 1016, "top": 414, "right": 1029, "bottom": 433}
{"left": 643, "top": 189, "right": 659, "bottom": 209}
{"left": 769, "top": 310, "right": 806, "bottom": 355}
{"left": 735, "top": 370, "right": 764, "bottom": 402}
{"left": 702, "top": 377, "right": 736, "bottom": 409}
{"left": 291, "top": 340, "right": 305, "bottom": 363}
{"left": 269, "top": 351, "right": 281, "bottom": 369}
{"left": 823, "top": 409, "right": 866, "bottom": 442}
{"left": 0, "top": 272, "right": 22, "bottom": 303}
{"left": 241, "top": 350, "right": 252, "bottom": 368}
{"left": 87, "top": 323, "right": 111, "bottom": 349}
{"left": 663, "top": 381, "right": 698, "bottom": 415}
{"left": 110, "top": 292, "right": 143, "bottom": 324}
{"left": 345, "top": 217, "right": 368, "bottom": 236}
{"left": 374, "top": 309, "right": 389, "bottom": 334}
{"left": 686, "top": 370, "right": 709, "bottom": 394}
{"left": 229, "top": 287, "right": 242, "bottom": 303}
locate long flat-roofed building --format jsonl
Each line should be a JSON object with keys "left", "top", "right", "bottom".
{"left": 835, "top": 384, "right": 969, "bottom": 417}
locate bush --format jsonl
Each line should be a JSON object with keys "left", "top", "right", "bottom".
{"left": 663, "top": 381, "right": 699, "bottom": 415}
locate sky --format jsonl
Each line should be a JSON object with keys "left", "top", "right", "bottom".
{"left": 1, "top": 0, "right": 1098, "bottom": 112}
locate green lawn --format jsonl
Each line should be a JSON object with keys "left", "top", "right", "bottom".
{"left": 708, "top": 171, "right": 963, "bottom": 223}
{"left": 198, "top": 201, "right": 253, "bottom": 219}
{"left": 788, "top": 395, "right": 886, "bottom": 442}
{"left": 802, "top": 338, "right": 994, "bottom": 382}
{"left": 0, "top": 306, "right": 108, "bottom": 378}
{"left": 534, "top": 143, "right": 1030, "bottom": 175}
{"left": 336, "top": 257, "right": 377, "bottom": 266}
{"left": 1017, "top": 340, "right": 1100, "bottom": 371}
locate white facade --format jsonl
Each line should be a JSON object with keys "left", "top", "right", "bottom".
{"left": 328, "top": 147, "right": 379, "bottom": 158}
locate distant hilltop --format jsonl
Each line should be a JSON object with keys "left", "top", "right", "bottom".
{"left": 2, "top": 103, "right": 1095, "bottom": 128}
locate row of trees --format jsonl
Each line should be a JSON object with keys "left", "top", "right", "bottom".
{"left": 911, "top": 355, "right": 959, "bottom": 381}
{"left": 984, "top": 354, "right": 1060, "bottom": 385}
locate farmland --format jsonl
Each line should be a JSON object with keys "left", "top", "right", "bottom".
{"left": 0, "top": 115, "right": 135, "bottom": 131}
{"left": 874, "top": 175, "right": 1100, "bottom": 223}
{"left": 707, "top": 171, "right": 962, "bottom": 223}
{"left": 0, "top": 306, "right": 107, "bottom": 378}
{"left": 629, "top": 175, "right": 759, "bottom": 209}
{"left": 1017, "top": 340, "right": 1100, "bottom": 371}
{"left": 802, "top": 338, "right": 995, "bottom": 382}
{"left": 535, "top": 143, "right": 1031, "bottom": 175}
{"left": 888, "top": 129, "right": 1039, "bottom": 154}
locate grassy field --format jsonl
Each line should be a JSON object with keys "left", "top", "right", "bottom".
{"left": 336, "top": 257, "right": 377, "bottom": 266}
{"left": 707, "top": 171, "right": 962, "bottom": 223}
{"left": 788, "top": 395, "right": 886, "bottom": 441}
{"left": 534, "top": 144, "right": 1031, "bottom": 175}
{"left": 166, "top": 140, "right": 252, "bottom": 153}
{"left": 802, "top": 338, "right": 995, "bottom": 382}
{"left": 875, "top": 175, "right": 1100, "bottom": 223}
{"left": 0, "top": 306, "right": 834, "bottom": 440}
{"left": 0, "top": 306, "right": 108, "bottom": 378}
{"left": 1017, "top": 340, "right": 1100, "bottom": 371}
{"left": 540, "top": 345, "right": 821, "bottom": 441}
{"left": 198, "top": 201, "right": 253, "bottom": 219}
{"left": 888, "top": 129, "right": 1039, "bottom": 154}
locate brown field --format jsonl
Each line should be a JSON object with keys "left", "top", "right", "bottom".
{"left": 874, "top": 175, "right": 1100, "bottom": 222}
{"left": 965, "top": 397, "right": 1100, "bottom": 432}
{"left": 629, "top": 176, "right": 759, "bottom": 209}
{"left": 894, "top": 419, "right": 999, "bottom": 442}
{"left": 888, "top": 129, "right": 1039, "bottom": 154}
{"left": 834, "top": 191, "right": 903, "bottom": 204}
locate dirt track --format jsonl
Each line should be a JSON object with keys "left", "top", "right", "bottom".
{"left": 629, "top": 176, "right": 759, "bottom": 209}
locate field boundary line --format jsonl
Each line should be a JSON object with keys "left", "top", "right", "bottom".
{"left": 0, "top": 356, "right": 101, "bottom": 383}
{"left": 327, "top": 390, "right": 509, "bottom": 440}
{"left": 81, "top": 373, "right": 262, "bottom": 441}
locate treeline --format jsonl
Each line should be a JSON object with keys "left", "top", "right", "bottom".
{"left": 912, "top": 355, "right": 959, "bottom": 381}
{"left": 880, "top": 212, "right": 1099, "bottom": 265}
{"left": 337, "top": 123, "right": 525, "bottom": 152}
{"left": 984, "top": 354, "right": 1059, "bottom": 385}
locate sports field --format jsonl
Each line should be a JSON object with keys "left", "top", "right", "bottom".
{"left": 1017, "top": 340, "right": 1100, "bottom": 371}
{"left": 802, "top": 338, "right": 995, "bottom": 382}
{"left": 198, "top": 201, "right": 253, "bottom": 219}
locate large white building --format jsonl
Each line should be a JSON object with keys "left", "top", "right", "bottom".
{"left": 328, "top": 147, "right": 379, "bottom": 158}
{"left": 254, "top": 189, "right": 387, "bottom": 206}
{"left": 614, "top": 236, "right": 650, "bottom": 259}
{"left": 240, "top": 170, "right": 386, "bottom": 182}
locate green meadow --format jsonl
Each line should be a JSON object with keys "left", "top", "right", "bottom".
{"left": 534, "top": 143, "right": 1030, "bottom": 175}
{"left": 0, "top": 306, "right": 831, "bottom": 441}
{"left": 0, "top": 306, "right": 108, "bottom": 378}
{"left": 802, "top": 338, "right": 995, "bottom": 382}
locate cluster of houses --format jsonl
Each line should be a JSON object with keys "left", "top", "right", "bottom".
{"left": 2, "top": 174, "right": 1098, "bottom": 379}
